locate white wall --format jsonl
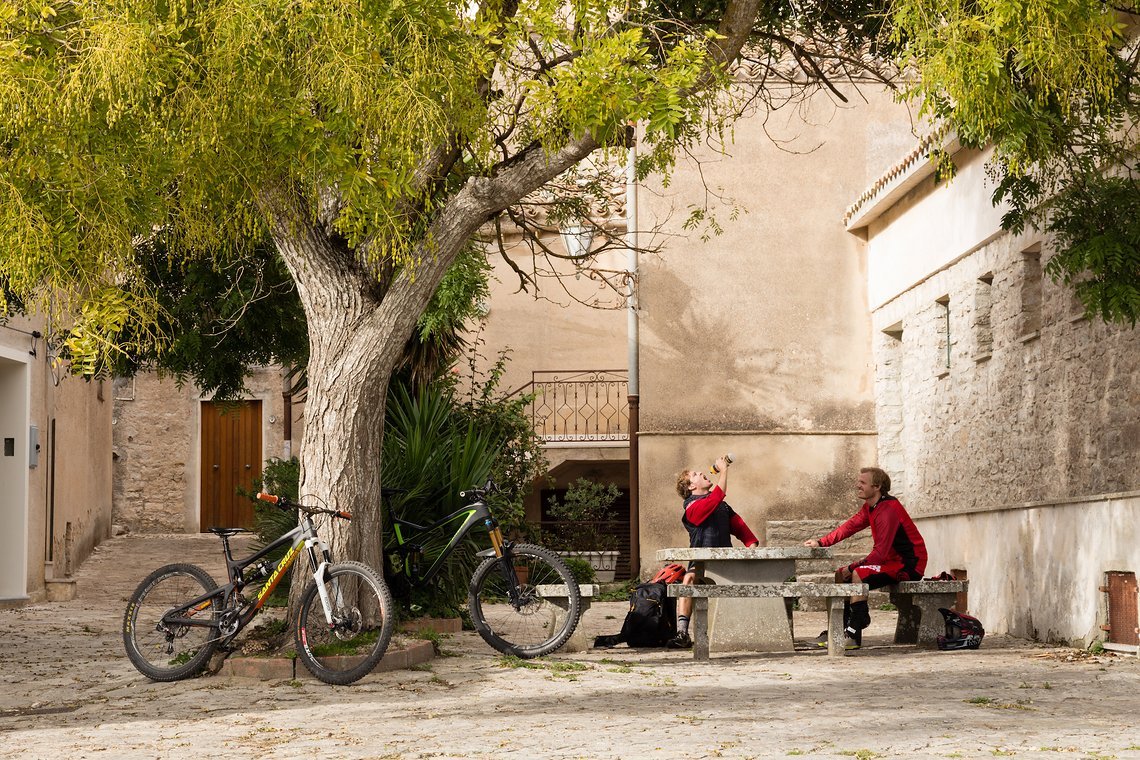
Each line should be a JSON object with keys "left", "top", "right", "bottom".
{"left": 919, "top": 494, "right": 1140, "bottom": 645}
{"left": 864, "top": 148, "right": 1008, "bottom": 311}
{"left": 0, "top": 347, "right": 29, "bottom": 600}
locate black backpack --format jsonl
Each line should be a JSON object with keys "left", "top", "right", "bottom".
{"left": 593, "top": 564, "right": 686, "bottom": 649}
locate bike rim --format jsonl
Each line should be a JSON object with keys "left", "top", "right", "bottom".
{"left": 130, "top": 572, "right": 216, "bottom": 674}
{"left": 474, "top": 550, "right": 574, "bottom": 653}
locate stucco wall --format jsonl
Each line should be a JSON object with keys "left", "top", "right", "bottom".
{"left": 635, "top": 86, "right": 915, "bottom": 571}
{"left": 640, "top": 433, "right": 879, "bottom": 558}
{"left": 112, "top": 368, "right": 290, "bottom": 533}
{"left": 49, "top": 375, "right": 114, "bottom": 576}
{"left": 475, "top": 234, "right": 629, "bottom": 396}
{"left": 918, "top": 494, "right": 1140, "bottom": 646}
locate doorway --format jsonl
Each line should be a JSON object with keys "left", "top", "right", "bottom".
{"left": 199, "top": 400, "right": 262, "bottom": 530}
{"left": 0, "top": 354, "right": 28, "bottom": 599}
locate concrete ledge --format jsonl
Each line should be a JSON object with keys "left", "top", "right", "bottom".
{"left": 657, "top": 547, "right": 833, "bottom": 562}
{"left": 44, "top": 579, "right": 78, "bottom": 602}
{"left": 219, "top": 639, "right": 435, "bottom": 680}
{"left": 890, "top": 580, "right": 968, "bottom": 593}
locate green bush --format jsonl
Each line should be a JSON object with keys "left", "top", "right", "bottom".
{"left": 380, "top": 358, "right": 548, "bottom": 618}
{"left": 546, "top": 478, "right": 621, "bottom": 551}
{"left": 243, "top": 456, "right": 301, "bottom": 602}
{"left": 560, "top": 556, "right": 597, "bottom": 585}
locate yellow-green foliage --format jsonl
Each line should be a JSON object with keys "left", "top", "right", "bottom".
{"left": 891, "top": 0, "right": 1124, "bottom": 167}
{"left": 0, "top": 0, "right": 726, "bottom": 374}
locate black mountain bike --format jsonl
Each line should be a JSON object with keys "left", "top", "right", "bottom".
{"left": 122, "top": 493, "right": 394, "bottom": 685}
{"left": 386, "top": 480, "right": 582, "bottom": 658}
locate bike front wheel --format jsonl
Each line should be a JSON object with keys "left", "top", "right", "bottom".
{"left": 295, "top": 561, "right": 394, "bottom": 685}
{"left": 468, "top": 543, "right": 581, "bottom": 658}
{"left": 122, "top": 563, "right": 220, "bottom": 681}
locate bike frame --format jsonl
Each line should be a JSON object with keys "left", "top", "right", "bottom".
{"left": 160, "top": 513, "right": 333, "bottom": 641}
{"left": 387, "top": 494, "right": 507, "bottom": 588}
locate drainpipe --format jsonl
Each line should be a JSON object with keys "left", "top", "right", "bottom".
{"left": 626, "top": 128, "right": 641, "bottom": 579}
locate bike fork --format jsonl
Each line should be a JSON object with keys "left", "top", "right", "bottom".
{"left": 312, "top": 562, "right": 340, "bottom": 627}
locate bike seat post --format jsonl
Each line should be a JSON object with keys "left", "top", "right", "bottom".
{"left": 218, "top": 533, "right": 236, "bottom": 562}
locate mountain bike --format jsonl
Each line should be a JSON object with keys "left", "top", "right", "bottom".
{"left": 122, "top": 493, "right": 394, "bottom": 685}
{"left": 385, "top": 480, "right": 582, "bottom": 658}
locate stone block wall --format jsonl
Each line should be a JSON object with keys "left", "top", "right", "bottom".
{"left": 112, "top": 368, "right": 290, "bottom": 533}
{"left": 871, "top": 231, "right": 1140, "bottom": 515}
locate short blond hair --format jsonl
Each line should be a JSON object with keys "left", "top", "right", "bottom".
{"left": 675, "top": 469, "right": 693, "bottom": 498}
{"left": 860, "top": 466, "right": 891, "bottom": 494}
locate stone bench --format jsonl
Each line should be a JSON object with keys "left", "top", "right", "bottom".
{"left": 886, "top": 580, "right": 969, "bottom": 647}
{"left": 537, "top": 583, "right": 598, "bottom": 654}
{"left": 669, "top": 582, "right": 869, "bottom": 659}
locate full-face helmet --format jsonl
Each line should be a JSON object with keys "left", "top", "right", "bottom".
{"left": 936, "top": 607, "right": 985, "bottom": 650}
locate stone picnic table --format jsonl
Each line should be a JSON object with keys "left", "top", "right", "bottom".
{"left": 656, "top": 546, "right": 835, "bottom": 653}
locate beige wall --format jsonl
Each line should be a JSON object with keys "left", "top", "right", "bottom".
{"left": 636, "top": 86, "right": 915, "bottom": 571}
{"left": 1, "top": 314, "right": 112, "bottom": 602}
{"left": 112, "top": 368, "right": 291, "bottom": 533}
{"left": 859, "top": 143, "right": 1140, "bottom": 643}
{"left": 475, "top": 233, "right": 629, "bottom": 396}
{"left": 476, "top": 232, "right": 634, "bottom": 532}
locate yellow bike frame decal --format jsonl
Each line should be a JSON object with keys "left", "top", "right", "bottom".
{"left": 255, "top": 543, "right": 302, "bottom": 607}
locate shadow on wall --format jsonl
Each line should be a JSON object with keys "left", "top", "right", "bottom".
{"left": 767, "top": 437, "right": 869, "bottom": 520}
{"left": 644, "top": 266, "right": 856, "bottom": 432}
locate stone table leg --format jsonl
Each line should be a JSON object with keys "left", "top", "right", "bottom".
{"left": 544, "top": 584, "right": 597, "bottom": 654}
{"left": 891, "top": 592, "right": 955, "bottom": 647}
{"left": 826, "top": 596, "right": 848, "bottom": 657}
{"left": 704, "top": 559, "right": 796, "bottom": 653}
{"left": 692, "top": 597, "right": 710, "bottom": 660}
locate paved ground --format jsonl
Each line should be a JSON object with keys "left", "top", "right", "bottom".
{"left": 2, "top": 534, "right": 1139, "bottom": 759}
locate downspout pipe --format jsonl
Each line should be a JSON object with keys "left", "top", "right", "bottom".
{"left": 626, "top": 131, "right": 641, "bottom": 579}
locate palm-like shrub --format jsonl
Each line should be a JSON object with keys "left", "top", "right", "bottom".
{"left": 381, "top": 380, "right": 509, "bottom": 618}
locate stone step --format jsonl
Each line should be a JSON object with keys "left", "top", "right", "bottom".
{"left": 766, "top": 519, "right": 882, "bottom": 611}
{"left": 766, "top": 519, "right": 873, "bottom": 552}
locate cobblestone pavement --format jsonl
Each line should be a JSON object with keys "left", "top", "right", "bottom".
{"left": 1, "top": 534, "right": 1139, "bottom": 759}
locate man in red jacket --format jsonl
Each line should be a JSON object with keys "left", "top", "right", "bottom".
{"left": 668, "top": 454, "right": 760, "bottom": 648}
{"left": 803, "top": 467, "right": 927, "bottom": 649}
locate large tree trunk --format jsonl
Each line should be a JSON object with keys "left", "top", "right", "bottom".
{"left": 265, "top": 212, "right": 410, "bottom": 608}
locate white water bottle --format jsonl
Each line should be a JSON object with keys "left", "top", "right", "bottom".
{"left": 710, "top": 453, "right": 736, "bottom": 474}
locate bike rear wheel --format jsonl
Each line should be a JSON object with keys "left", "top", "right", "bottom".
{"left": 295, "top": 561, "right": 394, "bottom": 685}
{"left": 468, "top": 543, "right": 581, "bottom": 658}
{"left": 122, "top": 563, "right": 220, "bottom": 681}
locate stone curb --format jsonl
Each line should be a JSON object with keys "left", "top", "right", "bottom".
{"left": 399, "top": 617, "right": 463, "bottom": 635}
{"left": 219, "top": 639, "right": 435, "bottom": 680}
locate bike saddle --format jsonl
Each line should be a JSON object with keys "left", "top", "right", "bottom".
{"left": 207, "top": 527, "right": 249, "bottom": 537}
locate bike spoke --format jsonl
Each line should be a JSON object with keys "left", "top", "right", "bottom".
{"left": 123, "top": 564, "right": 220, "bottom": 681}
{"left": 469, "top": 544, "right": 581, "bottom": 658}
{"left": 294, "top": 562, "right": 394, "bottom": 685}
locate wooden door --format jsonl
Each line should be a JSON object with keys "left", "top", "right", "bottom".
{"left": 1106, "top": 571, "right": 1139, "bottom": 646}
{"left": 200, "top": 400, "right": 262, "bottom": 530}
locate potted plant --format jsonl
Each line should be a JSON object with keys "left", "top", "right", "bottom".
{"left": 546, "top": 478, "right": 622, "bottom": 581}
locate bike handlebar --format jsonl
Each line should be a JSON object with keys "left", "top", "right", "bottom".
{"left": 459, "top": 479, "right": 496, "bottom": 502}
{"left": 255, "top": 492, "right": 351, "bottom": 521}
